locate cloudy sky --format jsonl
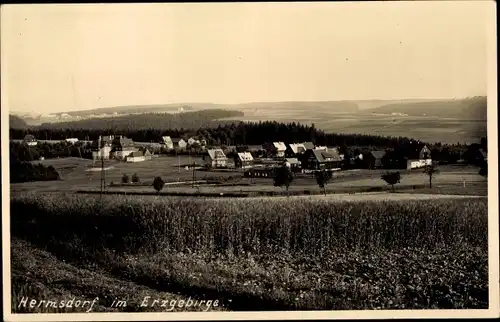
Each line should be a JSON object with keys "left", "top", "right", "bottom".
{"left": 1, "top": 2, "right": 493, "bottom": 114}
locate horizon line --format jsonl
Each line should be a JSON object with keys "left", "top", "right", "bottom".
{"left": 8, "top": 95, "right": 488, "bottom": 115}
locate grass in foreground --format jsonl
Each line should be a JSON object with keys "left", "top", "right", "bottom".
{"left": 11, "top": 194, "right": 488, "bottom": 311}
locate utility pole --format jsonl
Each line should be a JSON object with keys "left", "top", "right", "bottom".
{"left": 191, "top": 161, "right": 197, "bottom": 188}
{"left": 100, "top": 136, "right": 106, "bottom": 196}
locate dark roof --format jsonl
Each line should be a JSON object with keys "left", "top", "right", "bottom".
{"left": 24, "top": 134, "right": 36, "bottom": 141}
{"left": 311, "top": 149, "right": 342, "bottom": 163}
{"left": 113, "top": 137, "right": 134, "bottom": 147}
{"left": 302, "top": 142, "right": 315, "bottom": 150}
{"left": 370, "top": 150, "right": 386, "bottom": 159}
{"left": 247, "top": 145, "right": 263, "bottom": 151}
{"left": 285, "top": 158, "right": 301, "bottom": 164}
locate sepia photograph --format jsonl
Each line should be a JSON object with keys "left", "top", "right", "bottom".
{"left": 2, "top": 1, "right": 498, "bottom": 321}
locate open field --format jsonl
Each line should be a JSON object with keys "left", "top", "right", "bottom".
{"left": 223, "top": 109, "right": 486, "bottom": 144}
{"left": 11, "top": 194, "right": 488, "bottom": 311}
{"left": 11, "top": 157, "right": 487, "bottom": 197}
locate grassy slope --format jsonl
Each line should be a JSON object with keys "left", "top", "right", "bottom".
{"left": 11, "top": 195, "right": 488, "bottom": 311}
{"left": 9, "top": 115, "right": 29, "bottom": 130}
{"left": 11, "top": 238, "right": 227, "bottom": 313}
{"left": 369, "top": 97, "right": 487, "bottom": 120}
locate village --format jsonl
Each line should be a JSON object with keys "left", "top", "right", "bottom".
{"left": 16, "top": 133, "right": 446, "bottom": 175}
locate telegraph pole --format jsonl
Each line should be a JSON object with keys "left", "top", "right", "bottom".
{"left": 192, "top": 161, "right": 196, "bottom": 188}
{"left": 100, "top": 136, "right": 106, "bottom": 196}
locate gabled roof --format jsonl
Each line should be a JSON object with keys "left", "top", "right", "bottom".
{"left": 370, "top": 150, "right": 386, "bottom": 159}
{"left": 247, "top": 145, "right": 263, "bottom": 151}
{"left": 273, "top": 142, "right": 287, "bottom": 151}
{"left": 311, "top": 149, "right": 342, "bottom": 163}
{"left": 162, "top": 136, "right": 172, "bottom": 142}
{"left": 171, "top": 138, "right": 184, "bottom": 143}
{"left": 301, "top": 142, "right": 315, "bottom": 150}
{"left": 113, "top": 136, "right": 134, "bottom": 147}
{"left": 285, "top": 158, "right": 301, "bottom": 164}
{"left": 237, "top": 152, "right": 254, "bottom": 161}
{"left": 207, "top": 149, "right": 227, "bottom": 160}
{"left": 24, "top": 134, "right": 36, "bottom": 141}
{"left": 139, "top": 147, "right": 152, "bottom": 154}
{"left": 289, "top": 143, "right": 306, "bottom": 154}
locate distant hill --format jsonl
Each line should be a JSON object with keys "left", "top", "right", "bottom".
{"left": 234, "top": 101, "right": 360, "bottom": 112}
{"left": 53, "top": 101, "right": 360, "bottom": 118}
{"left": 352, "top": 99, "right": 450, "bottom": 110}
{"left": 38, "top": 109, "right": 244, "bottom": 130}
{"left": 57, "top": 104, "right": 197, "bottom": 117}
{"left": 369, "top": 96, "right": 487, "bottom": 120}
{"left": 9, "top": 115, "right": 29, "bottom": 129}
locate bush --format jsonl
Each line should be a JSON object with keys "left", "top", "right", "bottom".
{"left": 131, "top": 173, "right": 140, "bottom": 183}
{"left": 153, "top": 176, "right": 165, "bottom": 193}
{"left": 381, "top": 171, "right": 401, "bottom": 191}
{"left": 10, "top": 161, "right": 60, "bottom": 183}
{"left": 121, "top": 174, "right": 130, "bottom": 184}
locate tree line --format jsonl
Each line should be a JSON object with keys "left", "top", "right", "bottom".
{"left": 10, "top": 121, "right": 487, "bottom": 166}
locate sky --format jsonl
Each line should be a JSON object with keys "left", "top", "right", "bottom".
{"left": 1, "top": 2, "right": 494, "bottom": 114}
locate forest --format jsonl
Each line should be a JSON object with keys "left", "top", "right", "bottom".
{"left": 37, "top": 109, "right": 244, "bottom": 130}
{"left": 10, "top": 120, "right": 487, "bottom": 166}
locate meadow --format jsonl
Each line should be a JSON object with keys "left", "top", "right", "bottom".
{"left": 11, "top": 156, "right": 487, "bottom": 197}
{"left": 11, "top": 194, "right": 488, "bottom": 311}
{"left": 222, "top": 107, "right": 486, "bottom": 145}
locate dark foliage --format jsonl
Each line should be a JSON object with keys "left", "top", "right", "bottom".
{"left": 10, "top": 161, "right": 60, "bottom": 183}
{"left": 153, "top": 176, "right": 165, "bottom": 193}
{"left": 479, "top": 163, "right": 487, "bottom": 177}
{"left": 274, "top": 165, "right": 294, "bottom": 191}
{"left": 381, "top": 172, "right": 401, "bottom": 191}
{"left": 315, "top": 170, "right": 333, "bottom": 195}
{"left": 37, "top": 109, "right": 244, "bottom": 131}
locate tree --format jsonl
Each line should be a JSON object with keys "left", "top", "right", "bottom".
{"left": 153, "top": 176, "right": 165, "bottom": 194}
{"left": 274, "top": 165, "right": 294, "bottom": 192}
{"left": 381, "top": 171, "right": 401, "bottom": 192}
{"left": 121, "top": 173, "right": 130, "bottom": 184}
{"left": 423, "top": 162, "right": 439, "bottom": 188}
{"left": 132, "top": 173, "right": 140, "bottom": 183}
{"left": 315, "top": 170, "right": 333, "bottom": 195}
{"left": 479, "top": 162, "right": 487, "bottom": 178}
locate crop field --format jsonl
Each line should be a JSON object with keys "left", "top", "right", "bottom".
{"left": 10, "top": 194, "right": 488, "bottom": 311}
{"left": 224, "top": 108, "right": 486, "bottom": 144}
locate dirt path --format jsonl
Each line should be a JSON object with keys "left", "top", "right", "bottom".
{"left": 242, "top": 192, "right": 486, "bottom": 201}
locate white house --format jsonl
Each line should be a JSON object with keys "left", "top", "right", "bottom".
{"left": 139, "top": 147, "right": 153, "bottom": 160}
{"left": 65, "top": 138, "right": 79, "bottom": 144}
{"left": 273, "top": 142, "right": 287, "bottom": 157}
{"left": 406, "top": 145, "right": 433, "bottom": 169}
{"left": 92, "top": 146, "right": 111, "bottom": 160}
{"left": 236, "top": 152, "right": 254, "bottom": 168}
{"left": 126, "top": 151, "right": 145, "bottom": 163}
{"left": 172, "top": 138, "right": 188, "bottom": 150}
{"left": 112, "top": 149, "right": 137, "bottom": 160}
{"left": 23, "top": 134, "right": 38, "bottom": 146}
{"left": 288, "top": 143, "right": 306, "bottom": 155}
{"left": 407, "top": 159, "right": 432, "bottom": 170}
{"left": 204, "top": 148, "right": 228, "bottom": 168}
{"left": 126, "top": 151, "right": 146, "bottom": 163}
{"left": 162, "top": 136, "right": 174, "bottom": 150}
{"left": 188, "top": 137, "right": 201, "bottom": 146}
